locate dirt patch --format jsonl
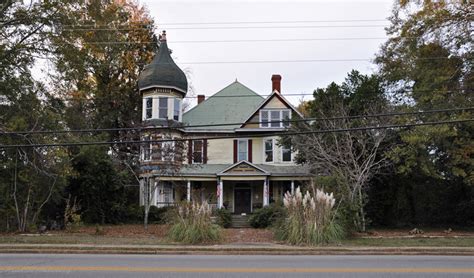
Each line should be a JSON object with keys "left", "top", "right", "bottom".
{"left": 222, "top": 228, "right": 276, "bottom": 244}
{"left": 355, "top": 228, "right": 474, "bottom": 238}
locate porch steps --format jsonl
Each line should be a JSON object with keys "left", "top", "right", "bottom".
{"left": 231, "top": 214, "right": 251, "bottom": 228}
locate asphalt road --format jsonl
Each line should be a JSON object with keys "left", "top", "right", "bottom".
{"left": 0, "top": 254, "right": 472, "bottom": 277}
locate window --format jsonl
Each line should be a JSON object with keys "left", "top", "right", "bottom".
{"left": 173, "top": 98, "right": 180, "bottom": 121}
{"left": 264, "top": 139, "right": 273, "bottom": 162}
{"left": 282, "top": 145, "right": 292, "bottom": 162}
{"left": 162, "top": 140, "right": 175, "bottom": 161}
{"left": 192, "top": 140, "right": 203, "bottom": 164}
{"left": 145, "top": 98, "right": 152, "bottom": 119}
{"left": 158, "top": 97, "right": 168, "bottom": 119}
{"left": 261, "top": 111, "right": 269, "bottom": 127}
{"left": 260, "top": 109, "right": 291, "bottom": 128}
{"left": 142, "top": 135, "right": 151, "bottom": 161}
{"left": 237, "top": 139, "right": 248, "bottom": 161}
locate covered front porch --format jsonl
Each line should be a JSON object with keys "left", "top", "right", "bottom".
{"left": 141, "top": 161, "right": 311, "bottom": 214}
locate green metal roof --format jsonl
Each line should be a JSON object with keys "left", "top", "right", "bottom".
{"left": 182, "top": 81, "right": 264, "bottom": 130}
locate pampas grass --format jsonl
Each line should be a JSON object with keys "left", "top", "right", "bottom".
{"left": 168, "top": 201, "right": 221, "bottom": 244}
{"left": 276, "top": 186, "right": 344, "bottom": 245}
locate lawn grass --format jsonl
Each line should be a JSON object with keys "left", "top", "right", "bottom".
{"left": 1, "top": 233, "right": 473, "bottom": 247}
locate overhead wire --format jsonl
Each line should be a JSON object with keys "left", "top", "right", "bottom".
{"left": 1, "top": 107, "right": 472, "bottom": 136}
{"left": 1, "top": 118, "right": 472, "bottom": 149}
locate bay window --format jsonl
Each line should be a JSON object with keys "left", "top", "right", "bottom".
{"left": 142, "top": 135, "right": 152, "bottom": 161}
{"left": 173, "top": 98, "right": 180, "bottom": 121}
{"left": 158, "top": 97, "right": 168, "bottom": 119}
{"left": 145, "top": 98, "right": 152, "bottom": 119}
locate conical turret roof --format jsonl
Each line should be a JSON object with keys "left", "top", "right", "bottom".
{"left": 138, "top": 31, "right": 188, "bottom": 94}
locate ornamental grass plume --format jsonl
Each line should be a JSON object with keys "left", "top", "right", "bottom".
{"left": 278, "top": 186, "right": 344, "bottom": 245}
{"left": 168, "top": 201, "right": 221, "bottom": 244}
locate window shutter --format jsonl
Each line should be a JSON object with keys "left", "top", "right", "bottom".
{"left": 233, "top": 140, "right": 238, "bottom": 163}
{"left": 248, "top": 139, "right": 253, "bottom": 162}
{"left": 187, "top": 140, "right": 192, "bottom": 164}
{"left": 203, "top": 139, "right": 208, "bottom": 164}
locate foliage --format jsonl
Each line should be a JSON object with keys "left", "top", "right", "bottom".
{"left": 249, "top": 204, "right": 286, "bottom": 229}
{"left": 276, "top": 187, "right": 344, "bottom": 245}
{"left": 64, "top": 195, "right": 82, "bottom": 231}
{"left": 148, "top": 206, "right": 173, "bottom": 224}
{"left": 215, "top": 208, "right": 232, "bottom": 228}
{"left": 289, "top": 71, "right": 391, "bottom": 232}
{"left": 168, "top": 201, "right": 221, "bottom": 244}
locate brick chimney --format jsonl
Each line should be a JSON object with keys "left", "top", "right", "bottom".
{"left": 197, "top": 94, "right": 205, "bottom": 104}
{"left": 271, "top": 74, "right": 282, "bottom": 93}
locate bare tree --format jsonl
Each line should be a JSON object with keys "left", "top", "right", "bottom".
{"left": 289, "top": 95, "right": 389, "bottom": 232}
{"left": 141, "top": 129, "right": 185, "bottom": 230}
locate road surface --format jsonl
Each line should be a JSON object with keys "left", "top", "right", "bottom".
{"left": 0, "top": 254, "right": 472, "bottom": 277}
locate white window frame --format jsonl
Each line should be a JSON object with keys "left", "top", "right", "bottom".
{"left": 161, "top": 138, "right": 175, "bottom": 161}
{"left": 142, "top": 135, "right": 152, "bottom": 161}
{"left": 173, "top": 98, "right": 181, "bottom": 121}
{"left": 281, "top": 144, "right": 292, "bottom": 162}
{"left": 145, "top": 98, "right": 153, "bottom": 119}
{"left": 158, "top": 97, "right": 168, "bottom": 119}
{"left": 259, "top": 109, "right": 291, "bottom": 128}
{"left": 192, "top": 139, "right": 204, "bottom": 164}
{"left": 263, "top": 138, "right": 274, "bottom": 163}
{"left": 237, "top": 139, "right": 248, "bottom": 161}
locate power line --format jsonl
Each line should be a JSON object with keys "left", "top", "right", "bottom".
{"left": 59, "top": 19, "right": 389, "bottom": 27}
{"left": 1, "top": 119, "right": 472, "bottom": 149}
{"left": 58, "top": 25, "right": 388, "bottom": 31}
{"left": 2, "top": 107, "right": 472, "bottom": 136}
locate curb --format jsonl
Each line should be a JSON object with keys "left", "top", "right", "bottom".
{"left": 1, "top": 244, "right": 473, "bottom": 256}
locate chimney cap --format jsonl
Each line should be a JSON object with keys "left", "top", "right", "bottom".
{"left": 271, "top": 74, "right": 282, "bottom": 81}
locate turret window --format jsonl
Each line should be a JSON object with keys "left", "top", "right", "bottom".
{"left": 158, "top": 97, "right": 168, "bottom": 119}
{"left": 173, "top": 98, "right": 180, "bottom": 121}
{"left": 145, "top": 98, "right": 152, "bottom": 119}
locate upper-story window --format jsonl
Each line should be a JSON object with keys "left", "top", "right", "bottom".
{"left": 145, "top": 98, "right": 152, "bottom": 119}
{"left": 264, "top": 139, "right": 274, "bottom": 162}
{"left": 238, "top": 139, "right": 248, "bottom": 161}
{"left": 158, "top": 97, "right": 168, "bottom": 119}
{"left": 173, "top": 98, "right": 180, "bottom": 121}
{"left": 260, "top": 109, "right": 291, "bottom": 128}
{"left": 192, "top": 140, "right": 203, "bottom": 164}
{"left": 282, "top": 144, "right": 292, "bottom": 162}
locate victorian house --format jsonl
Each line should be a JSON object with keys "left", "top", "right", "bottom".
{"left": 138, "top": 32, "right": 311, "bottom": 214}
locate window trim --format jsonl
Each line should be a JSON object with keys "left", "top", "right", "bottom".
{"left": 145, "top": 98, "right": 153, "bottom": 119}
{"left": 237, "top": 139, "right": 248, "bottom": 161}
{"left": 142, "top": 135, "right": 152, "bottom": 161}
{"left": 259, "top": 109, "right": 291, "bottom": 128}
{"left": 281, "top": 144, "right": 292, "bottom": 163}
{"left": 263, "top": 138, "right": 274, "bottom": 163}
{"left": 192, "top": 139, "right": 204, "bottom": 164}
{"left": 158, "top": 97, "right": 168, "bottom": 119}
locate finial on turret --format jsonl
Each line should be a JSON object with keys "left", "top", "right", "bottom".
{"left": 159, "top": 30, "right": 167, "bottom": 41}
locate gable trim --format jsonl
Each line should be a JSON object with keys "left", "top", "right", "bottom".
{"left": 239, "top": 91, "right": 304, "bottom": 128}
{"left": 217, "top": 160, "right": 270, "bottom": 176}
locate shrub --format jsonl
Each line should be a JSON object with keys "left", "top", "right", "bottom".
{"left": 249, "top": 204, "right": 285, "bottom": 228}
{"left": 215, "top": 208, "right": 232, "bottom": 228}
{"left": 148, "top": 206, "right": 172, "bottom": 224}
{"left": 276, "top": 187, "right": 344, "bottom": 245}
{"left": 168, "top": 201, "right": 221, "bottom": 244}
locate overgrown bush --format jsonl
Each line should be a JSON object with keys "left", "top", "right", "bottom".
{"left": 249, "top": 203, "right": 286, "bottom": 228}
{"left": 276, "top": 187, "right": 344, "bottom": 245}
{"left": 148, "top": 206, "right": 172, "bottom": 224}
{"left": 168, "top": 201, "right": 221, "bottom": 244}
{"left": 215, "top": 208, "right": 232, "bottom": 228}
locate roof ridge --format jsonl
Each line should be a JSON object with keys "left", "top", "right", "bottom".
{"left": 183, "top": 80, "right": 263, "bottom": 116}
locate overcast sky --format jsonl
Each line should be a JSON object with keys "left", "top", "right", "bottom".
{"left": 142, "top": 0, "right": 394, "bottom": 106}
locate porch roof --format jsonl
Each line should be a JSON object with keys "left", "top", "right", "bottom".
{"left": 144, "top": 163, "right": 312, "bottom": 178}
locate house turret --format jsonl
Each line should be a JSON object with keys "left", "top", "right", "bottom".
{"left": 138, "top": 31, "right": 187, "bottom": 125}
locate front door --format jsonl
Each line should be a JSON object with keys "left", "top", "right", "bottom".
{"left": 234, "top": 188, "right": 251, "bottom": 214}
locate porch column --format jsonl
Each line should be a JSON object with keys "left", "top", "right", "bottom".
{"left": 291, "top": 180, "right": 295, "bottom": 194}
{"left": 217, "top": 178, "right": 224, "bottom": 209}
{"left": 186, "top": 180, "right": 191, "bottom": 202}
{"left": 263, "top": 177, "right": 269, "bottom": 207}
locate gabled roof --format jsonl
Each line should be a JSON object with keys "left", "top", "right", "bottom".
{"left": 240, "top": 90, "right": 303, "bottom": 128}
{"left": 218, "top": 160, "right": 270, "bottom": 176}
{"left": 182, "top": 80, "right": 264, "bottom": 130}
